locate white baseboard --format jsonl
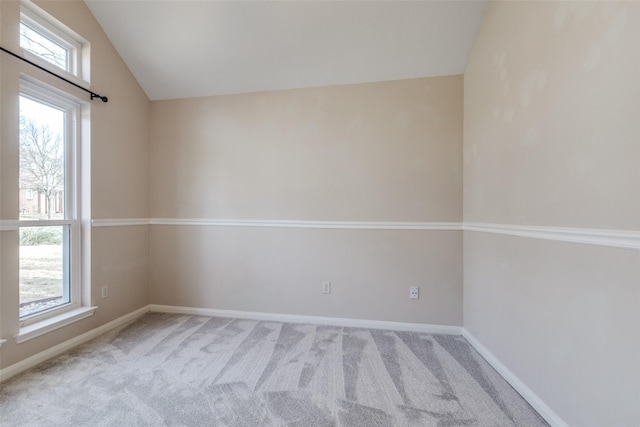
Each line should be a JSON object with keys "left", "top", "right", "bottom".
{"left": 462, "top": 329, "right": 568, "bottom": 427}
{"left": 0, "top": 305, "right": 150, "bottom": 383}
{"left": 149, "top": 304, "right": 462, "bottom": 335}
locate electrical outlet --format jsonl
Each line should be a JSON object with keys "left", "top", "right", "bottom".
{"left": 322, "top": 281, "right": 331, "bottom": 294}
{"left": 409, "top": 286, "right": 419, "bottom": 299}
{"left": 101, "top": 286, "right": 108, "bottom": 299}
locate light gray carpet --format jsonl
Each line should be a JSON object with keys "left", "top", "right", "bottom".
{"left": 0, "top": 313, "right": 548, "bottom": 426}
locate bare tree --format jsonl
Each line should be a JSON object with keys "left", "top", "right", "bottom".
{"left": 20, "top": 25, "right": 67, "bottom": 69}
{"left": 20, "top": 116, "right": 64, "bottom": 219}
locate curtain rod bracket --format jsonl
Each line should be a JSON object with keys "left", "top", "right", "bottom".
{"left": 1, "top": 46, "right": 109, "bottom": 103}
{"left": 91, "top": 93, "right": 108, "bottom": 102}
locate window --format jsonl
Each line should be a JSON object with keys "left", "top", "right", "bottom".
{"left": 20, "top": 21, "right": 69, "bottom": 70}
{"left": 19, "top": 3, "right": 86, "bottom": 81}
{"left": 18, "top": 81, "right": 81, "bottom": 322}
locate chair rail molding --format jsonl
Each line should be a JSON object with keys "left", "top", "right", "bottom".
{"left": 464, "top": 222, "right": 640, "bottom": 250}
{"left": 91, "top": 218, "right": 151, "bottom": 227}
{"left": 149, "top": 218, "right": 462, "bottom": 230}
{"left": 88, "top": 218, "right": 640, "bottom": 249}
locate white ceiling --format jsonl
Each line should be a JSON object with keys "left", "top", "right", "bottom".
{"left": 85, "top": 1, "right": 487, "bottom": 101}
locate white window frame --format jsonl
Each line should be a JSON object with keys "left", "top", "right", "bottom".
{"left": 20, "top": 2, "right": 89, "bottom": 85}
{"left": 18, "top": 79, "right": 82, "bottom": 327}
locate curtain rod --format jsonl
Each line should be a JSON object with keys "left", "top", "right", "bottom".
{"left": 0, "top": 46, "right": 108, "bottom": 102}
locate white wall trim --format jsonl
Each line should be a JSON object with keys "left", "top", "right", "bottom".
{"left": 15, "top": 306, "right": 98, "bottom": 344}
{"left": 462, "top": 329, "right": 568, "bottom": 427}
{"left": 91, "top": 218, "right": 150, "bottom": 227}
{"left": 149, "top": 304, "right": 462, "bottom": 335}
{"left": 465, "top": 222, "right": 640, "bottom": 250}
{"left": 0, "top": 305, "right": 150, "bottom": 382}
{"left": 90, "top": 218, "right": 465, "bottom": 231}
{"left": 87, "top": 217, "right": 640, "bottom": 249}
{"left": 150, "top": 218, "right": 462, "bottom": 230}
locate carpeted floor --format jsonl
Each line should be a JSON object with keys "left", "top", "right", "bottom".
{"left": 0, "top": 313, "right": 548, "bottom": 426}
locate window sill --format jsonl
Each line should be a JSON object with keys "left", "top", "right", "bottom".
{"left": 15, "top": 306, "right": 98, "bottom": 344}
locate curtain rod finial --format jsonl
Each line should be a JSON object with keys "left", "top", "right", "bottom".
{"left": 91, "top": 93, "right": 108, "bottom": 103}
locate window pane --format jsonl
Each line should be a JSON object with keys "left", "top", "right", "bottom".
{"left": 20, "top": 23, "right": 68, "bottom": 70}
{"left": 19, "top": 226, "right": 70, "bottom": 318}
{"left": 19, "top": 96, "right": 66, "bottom": 221}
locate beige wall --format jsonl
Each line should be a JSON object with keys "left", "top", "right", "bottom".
{"left": 150, "top": 76, "right": 463, "bottom": 325}
{"left": 0, "top": 0, "right": 149, "bottom": 368}
{"left": 151, "top": 77, "right": 462, "bottom": 221}
{"left": 464, "top": 1, "right": 640, "bottom": 229}
{"left": 464, "top": 2, "right": 640, "bottom": 426}
{"left": 151, "top": 227, "right": 462, "bottom": 325}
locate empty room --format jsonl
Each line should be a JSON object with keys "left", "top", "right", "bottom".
{"left": 0, "top": 0, "right": 638, "bottom": 426}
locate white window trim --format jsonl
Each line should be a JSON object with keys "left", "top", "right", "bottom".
{"left": 17, "top": 79, "right": 86, "bottom": 332}
{"left": 15, "top": 306, "right": 97, "bottom": 344}
{"left": 20, "top": 1, "right": 90, "bottom": 88}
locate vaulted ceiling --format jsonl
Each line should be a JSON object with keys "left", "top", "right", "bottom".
{"left": 85, "top": 1, "right": 487, "bottom": 100}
